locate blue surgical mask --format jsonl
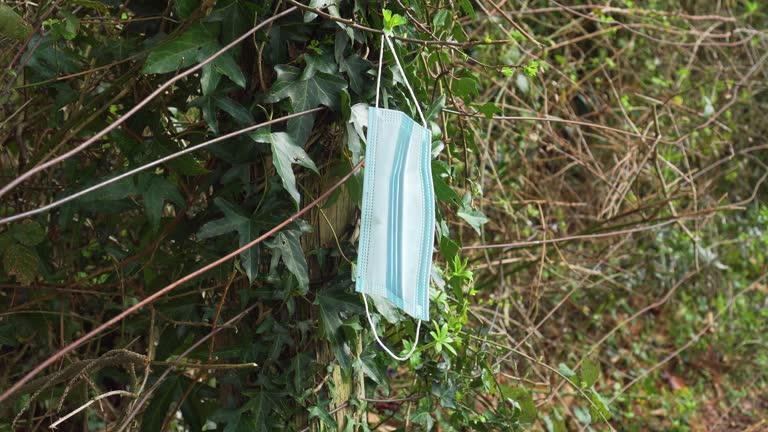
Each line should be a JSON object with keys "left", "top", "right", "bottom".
{"left": 356, "top": 34, "right": 435, "bottom": 360}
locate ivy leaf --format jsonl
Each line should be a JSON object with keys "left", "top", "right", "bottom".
{"left": 308, "top": 403, "right": 337, "bottom": 429}
{"left": 265, "top": 65, "right": 348, "bottom": 146}
{"left": 174, "top": 0, "right": 198, "bottom": 19}
{"left": 243, "top": 390, "right": 271, "bottom": 431}
{"left": 253, "top": 132, "right": 319, "bottom": 206}
{"left": 138, "top": 173, "right": 185, "bottom": 232}
{"left": 10, "top": 220, "right": 45, "bottom": 246}
{"left": 411, "top": 411, "right": 434, "bottom": 431}
{"left": 267, "top": 66, "right": 348, "bottom": 111}
{"left": 353, "top": 353, "right": 388, "bottom": 386}
{"left": 3, "top": 243, "right": 39, "bottom": 285}
{"left": 197, "top": 198, "right": 260, "bottom": 283}
{"left": 304, "top": 52, "right": 338, "bottom": 79}
{"left": 339, "top": 54, "right": 371, "bottom": 95}
{"left": 143, "top": 24, "right": 218, "bottom": 74}
{"left": 237, "top": 221, "right": 261, "bottom": 283}
{"left": 203, "top": 0, "right": 248, "bottom": 43}
{"left": 315, "top": 284, "right": 363, "bottom": 371}
{"left": 502, "top": 386, "right": 537, "bottom": 423}
{"left": 265, "top": 225, "right": 310, "bottom": 291}
{"left": 141, "top": 376, "right": 180, "bottom": 432}
{"left": 304, "top": 0, "right": 340, "bottom": 23}
{"left": 209, "top": 408, "right": 244, "bottom": 432}
{"left": 202, "top": 50, "right": 245, "bottom": 94}
{"left": 213, "top": 95, "right": 254, "bottom": 125}
{"left": 345, "top": 102, "right": 368, "bottom": 164}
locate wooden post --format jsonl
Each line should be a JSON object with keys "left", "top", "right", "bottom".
{"left": 301, "top": 129, "right": 363, "bottom": 431}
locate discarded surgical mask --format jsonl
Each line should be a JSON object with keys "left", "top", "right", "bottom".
{"left": 356, "top": 34, "right": 435, "bottom": 360}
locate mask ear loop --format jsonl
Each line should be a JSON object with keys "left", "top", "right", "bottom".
{"left": 362, "top": 33, "right": 425, "bottom": 361}
{"left": 383, "top": 33, "right": 428, "bottom": 128}
{"left": 363, "top": 294, "right": 422, "bottom": 361}
{"left": 374, "top": 33, "right": 428, "bottom": 128}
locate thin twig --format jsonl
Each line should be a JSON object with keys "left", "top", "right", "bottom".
{"left": 0, "top": 6, "right": 299, "bottom": 199}
{"left": 0, "top": 158, "right": 364, "bottom": 404}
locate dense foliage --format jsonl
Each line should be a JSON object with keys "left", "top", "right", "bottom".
{"left": 0, "top": 0, "right": 766, "bottom": 431}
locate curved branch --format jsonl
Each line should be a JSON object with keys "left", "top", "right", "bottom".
{"left": 0, "top": 158, "right": 364, "bottom": 404}
{"left": 0, "top": 6, "right": 299, "bottom": 199}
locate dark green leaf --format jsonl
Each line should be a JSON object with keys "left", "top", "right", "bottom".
{"left": 174, "top": 0, "right": 199, "bottom": 19}
{"left": 141, "top": 377, "right": 180, "bottom": 432}
{"left": 213, "top": 95, "right": 254, "bottom": 125}
{"left": 48, "top": 11, "right": 79, "bottom": 41}
{"left": 315, "top": 285, "right": 363, "bottom": 371}
{"left": 138, "top": 174, "right": 185, "bottom": 232}
{"left": 265, "top": 66, "right": 348, "bottom": 146}
{"left": 304, "top": 52, "right": 338, "bottom": 79}
{"left": 3, "top": 243, "right": 39, "bottom": 285}
{"left": 197, "top": 198, "right": 260, "bottom": 283}
{"left": 439, "top": 235, "right": 460, "bottom": 263}
{"left": 353, "top": 353, "right": 388, "bottom": 386}
{"left": 10, "top": 220, "right": 45, "bottom": 246}
{"left": 238, "top": 221, "right": 260, "bottom": 283}
{"left": 266, "top": 66, "right": 348, "bottom": 112}
{"left": 213, "top": 51, "right": 246, "bottom": 88}
{"left": 253, "top": 132, "right": 319, "bottom": 205}
{"left": 143, "top": 24, "right": 218, "bottom": 74}
{"left": 265, "top": 225, "right": 310, "bottom": 291}
{"left": 340, "top": 54, "right": 371, "bottom": 95}
{"left": 201, "top": 62, "right": 222, "bottom": 95}
{"left": 203, "top": 0, "right": 248, "bottom": 43}
{"left": 308, "top": 404, "right": 338, "bottom": 429}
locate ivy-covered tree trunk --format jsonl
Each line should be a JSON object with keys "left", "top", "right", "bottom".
{"left": 301, "top": 128, "right": 364, "bottom": 430}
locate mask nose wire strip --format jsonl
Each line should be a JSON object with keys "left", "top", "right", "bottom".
{"left": 363, "top": 294, "right": 422, "bottom": 361}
